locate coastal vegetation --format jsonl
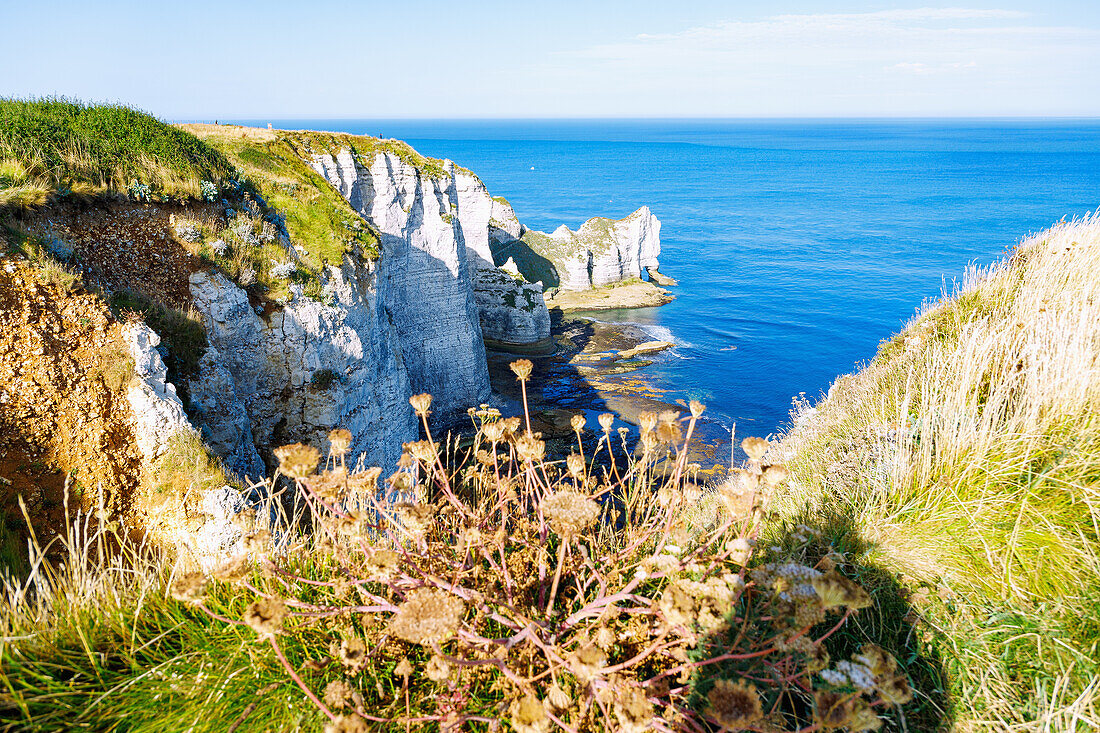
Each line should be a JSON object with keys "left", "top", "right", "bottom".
{"left": 771, "top": 215, "right": 1100, "bottom": 730}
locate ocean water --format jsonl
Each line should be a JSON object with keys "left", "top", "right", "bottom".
{"left": 242, "top": 119, "right": 1100, "bottom": 438}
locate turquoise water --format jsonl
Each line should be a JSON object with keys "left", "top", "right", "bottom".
{"left": 244, "top": 119, "right": 1100, "bottom": 437}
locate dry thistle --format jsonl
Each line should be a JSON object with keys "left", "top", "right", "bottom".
{"left": 328, "top": 428, "right": 352, "bottom": 457}
{"left": 409, "top": 392, "right": 433, "bottom": 416}
{"left": 169, "top": 572, "right": 208, "bottom": 605}
{"left": 243, "top": 596, "right": 286, "bottom": 638}
{"left": 388, "top": 587, "right": 465, "bottom": 646}
{"left": 541, "top": 491, "right": 600, "bottom": 538}
{"left": 706, "top": 678, "right": 763, "bottom": 729}
{"left": 741, "top": 436, "right": 769, "bottom": 462}
{"left": 510, "top": 359, "right": 534, "bottom": 381}
{"left": 273, "top": 442, "right": 321, "bottom": 479}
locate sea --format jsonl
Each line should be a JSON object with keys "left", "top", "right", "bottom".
{"left": 235, "top": 119, "right": 1100, "bottom": 440}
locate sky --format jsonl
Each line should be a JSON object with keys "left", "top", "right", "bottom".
{"left": 2, "top": 1, "right": 1098, "bottom": 119}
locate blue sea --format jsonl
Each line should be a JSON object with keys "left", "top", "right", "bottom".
{"left": 238, "top": 119, "right": 1100, "bottom": 438}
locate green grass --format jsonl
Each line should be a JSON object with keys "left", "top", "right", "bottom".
{"left": 109, "top": 290, "right": 207, "bottom": 380}
{"left": 0, "top": 98, "right": 231, "bottom": 206}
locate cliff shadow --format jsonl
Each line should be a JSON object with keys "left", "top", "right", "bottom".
{"left": 756, "top": 506, "right": 954, "bottom": 732}
{"left": 488, "top": 232, "right": 560, "bottom": 290}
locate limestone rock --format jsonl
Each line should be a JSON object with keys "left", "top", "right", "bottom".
{"left": 123, "top": 323, "right": 194, "bottom": 461}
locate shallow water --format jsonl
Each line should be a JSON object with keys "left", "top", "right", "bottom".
{"left": 241, "top": 118, "right": 1100, "bottom": 439}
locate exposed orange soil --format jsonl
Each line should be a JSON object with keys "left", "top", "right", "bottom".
{"left": 0, "top": 256, "right": 143, "bottom": 539}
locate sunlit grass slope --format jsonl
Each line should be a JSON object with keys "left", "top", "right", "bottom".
{"left": 775, "top": 215, "right": 1100, "bottom": 730}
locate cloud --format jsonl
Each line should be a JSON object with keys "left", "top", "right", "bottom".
{"left": 529, "top": 7, "right": 1100, "bottom": 115}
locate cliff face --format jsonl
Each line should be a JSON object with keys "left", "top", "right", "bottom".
{"left": 188, "top": 261, "right": 417, "bottom": 473}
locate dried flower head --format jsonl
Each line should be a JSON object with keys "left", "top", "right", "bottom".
{"left": 483, "top": 421, "right": 505, "bottom": 442}
{"left": 706, "top": 679, "right": 763, "bottom": 729}
{"left": 689, "top": 399, "right": 706, "bottom": 418}
{"left": 243, "top": 596, "right": 286, "bottom": 638}
{"left": 425, "top": 654, "right": 451, "bottom": 682}
{"left": 339, "top": 636, "right": 368, "bottom": 672}
{"left": 394, "top": 657, "right": 414, "bottom": 679}
{"left": 566, "top": 453, "right": 585, "bottom": 478}
{"left": 510, "top": 359, "right": 534, "bottom": 381}
{"left": 502, "top": 416, "right": 522, "bottom": 435}
{"left": 812, "top": 572, "right": 872, "bottom": 611}
{"left": 570, "top": 413, "right": 586, "bottom": 432}
{"left": 274, "top": 442, "right": 321, "bottom": 479}
{"left": 388, "top": 587, "right": 465, "bottom": 646}
{"left": 243, "top": 529, "right": 272, "bottom": 555}
{"left": 598, "top": 412, "right": 614, "bottom": 431}
{"left": 638, "top": 411, "right": 658, "bottom": 434}
{"left": 613, "top": 685, "right": 655, "bottom": 733}
{"left": 569, "top": 643, "right": 607, "bottom": 682}
{"left": 363, "top": 549, "right": 399, "bottom": 581}
{"left": 515, "top": 433, "right": 545, "bottom": 462}
{"left": 762, "top": 464, "right": 789, "bottom": 487}
{"left": 324, "top": 679, "right": 357, "bottom": 709}
{"left": 328, "top": 428, "right": 352, "bottom": 457}
{"left": 546, "top": 684, "right": 571, "bottom": 712}
{"left": 541, "top": 491, "right": 600, "bottom": 537}
{"left": 741, "top": 436, "right": 769, "bottom": 462}
{"left": 409, "top": 392, "right": 433, "bottom": 416}
{"left": 406, "top": 440, "right": 438, "bottom": 464}
{"left": 509, "top": 693, "right": 550, "bottom": 733}
{"left": 324, "top": 713, "right": 369, "bottom": 733}
{"left": 169, "top": 572, "right": 208, "bottom": 605}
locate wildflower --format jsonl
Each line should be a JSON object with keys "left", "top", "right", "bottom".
{"left": 598, "top": 412, "right": 614, "bottom": 432}
{"left": 541, "top": 491, "right": 600, "bottom": 538}
{"left": 741, "top": 436, "right": 769, "bottom": 462}
{"left": 689, "top": 399, "right": 706, "bottom": 418}
{"left": 274, "top": 442, "right": 320, "bottom": 479}
{"left": 613, "top": 685, "right": 654, "bottom": 733}
{"left": 324, "top": 714, "right": 369, "bottom": 733}
{"left": 515, "top": 433, "right": 545, "bottom": 462}
{"left": 339, "top": 636, "right": 368, "bottom": 672}
{"left": 762, "top": 464, "right": 789, "bottom": 487}
{"left": 328, "top": 428, "right": 352, "bottom": 457}
{"left": 388, "top": 587, "right": 465, "bottom": 646}
{"left": 409, "top": 393, "right": 432, "bottom": 416}
{"left": 566, "top": 453, "right": 585, "bottom": 478}
{"left": 509, "top": 693, "right": 550, "bottom": 733}
{"left": 324, "top": 679, "right": 356, "bottom": 709}
{"left": 425, "top": 654, "right": 451, "bottom": 682}
{"left": 243, "top": 596, "right": 286, "bottom": 638}
{"left": 812, "top": 572, "right": 872, "bottom": 611}
{"left": 510, "top": 359, "right": 534, "bottom": 381}
{"left": 169, "top": 572, "right": 208, "bottom": 605}
{"left": 570, "top": 413, "right": 586, "bottom": 432}
{"left": 705, "top": 679, "right": 763, "bottom": 729}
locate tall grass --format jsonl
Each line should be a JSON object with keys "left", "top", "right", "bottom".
{"left": 775, "top": 215, "right": 1100, "bottom": 730}
{"left": 0, "top": 98, "right": 232, "bottom": 206}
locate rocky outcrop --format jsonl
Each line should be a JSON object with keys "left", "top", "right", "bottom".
{"left": 490, "top": 207, "right": 665, "bottom": 294}
{"left": 474, "top": 268, "right": 552, "bottom": 350}
{"left": 123, "top": 323, "right": 196, "bottom": 461}
{"left": 188, "top": 262, "right": 417, "bottom": 470}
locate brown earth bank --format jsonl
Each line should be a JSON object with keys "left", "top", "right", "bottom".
{"left": 0, "top": 254, "right": 143, "bottom": 550}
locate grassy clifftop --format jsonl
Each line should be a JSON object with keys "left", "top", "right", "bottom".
{"left": 0, "top": 99, "right": 232, "bottom": 207}
{"left": 773, "top": 216, "right": 1100, "bottom": 729}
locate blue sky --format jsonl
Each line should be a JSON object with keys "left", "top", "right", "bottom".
{"left": 2, "top": 1, "right": 1098, "bottom": 118}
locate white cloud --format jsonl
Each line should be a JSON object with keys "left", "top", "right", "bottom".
{"left": 521, "top": 7, "right": 1100, "bottom": 116}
